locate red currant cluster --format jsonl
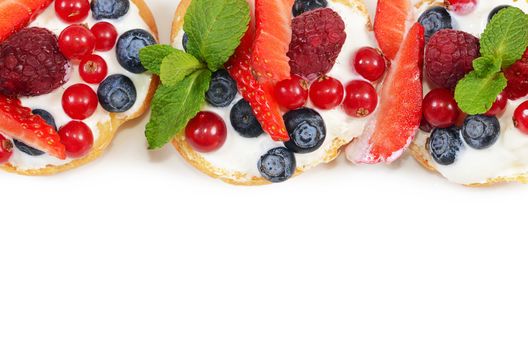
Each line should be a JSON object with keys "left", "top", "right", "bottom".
{"left": 184, "top": 46, "right": 387, "bottom": 154}
{"left": 274, "top": 46, "right": 384, "bottom": 117}
{"left": 54, "top": 0, "right": 119, "bottom": 158}
{"left": 421, "top": 87, "right": 528, "bottom": 136}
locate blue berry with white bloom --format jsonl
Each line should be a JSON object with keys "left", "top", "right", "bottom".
{"left": 116, "top": 29, "right": 156, "bottom": 73}
{"left": 98, "top": 74, "right": 137, "bottom": 113}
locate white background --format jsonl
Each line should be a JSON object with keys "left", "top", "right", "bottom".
{"left": 1, "top": 1, "right": 528, "bottom": 349}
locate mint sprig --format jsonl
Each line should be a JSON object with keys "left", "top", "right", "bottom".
{"left": 139, "top": 0, "right": 250, "bottom": 149}
{"left": 146, "top": 69, "right": 212, "bottom": 149}
{"left": 472, "top": 56, "right": 501, "bottom": 77}
{"left": 454, "top": 71, "right": 507, "bottom": 115}
{"left": 455, "top": 7, "right": 528, "bottom": 114}
{"left": 185, "top": 0, "right": 250, "bottom": 71}
{"left": 480, "top": 7, "right": 528, "bottom": 68}
{"left": 160, "top": 51, "right": 205, "bottom": 86}
{"left": 139, "top": 45, "right": 178, "bottom": 74}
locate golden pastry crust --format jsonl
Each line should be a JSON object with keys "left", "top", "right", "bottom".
{"left": 170, "top": 0, "right": 371, "bottom": 186}
{"left": 410, "top": 142, "right": 528, "bottom": 187}
{"left": 1, "top": 0, "right": 159, "bottom": 176}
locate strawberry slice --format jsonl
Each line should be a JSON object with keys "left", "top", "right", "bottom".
{"left": 226, "top": 2, "right": 289, "bottom": 142}
{"left": 251, "top": 0, "right": 294, "bottom": 82}
{"left": 0, "top": 95, "right": 66, "bottom": 159}
{"left": 346, "top": 23, "right": 424, "bottom": 164}
{"left": 374, "top": 0, "right": 412, "bottom": 60}
{"left": 0, "top": 0, "right": 52, "bottom": 42}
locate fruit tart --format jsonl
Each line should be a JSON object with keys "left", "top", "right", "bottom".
{"left": 0, "top": 0, "right": 158, "bottom": 175}
{"left": 406, "top": 0, "right": 528, "bottom": 185}
{"left": 141, "top": 0, "right": 383, "bottom": 185}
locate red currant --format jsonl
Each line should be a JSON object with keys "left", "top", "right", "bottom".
{"left": 58, "top": 24, "right": 96, "bottom": 60}
{"left": 353, "top": 47, "right": 386, "bottom": 82}
{"left": 420, "top": 118, "right": 433, "bottom": 133}
{"left": 185, "top": 112, "right": 227, "bottom": 153}
{"left": 309, "top": 76, "right": 344, "bottom": 110}
{"left": 342, "top": 80, "right": 378, "bottom": 118}
{"left": 79, "top": 54, "right": 108, "bottom": 84}
{"left": 59, "top": 121, "right": 94, "bottom": 158}
{"left": 422, "top": 88, "right": 460, "bottom": 128}
{"left": 514, "top": 101, "right": 528, "bottom": 135}
{"left": 62, "top": 84, "right": 98, "bottom": 120}
{"left": 456, "top": 113, "right": 467, "bottom": 127}
{"left": 447, "top": 0, "right": 477, "bottom": 15}
{"left": 55, "top": 0, "right": 90, "bottom": 23}
{"left": 486, "top": 91, "right": 508, "bottom": 116}
{"left": 0, "top": 134, "right": 13, "bottom": 164}
{"left": 274, "top": 75, "right": 309, "bottom": 110}
{"left": 91, "top": 22, "right": 118, "bottom": 51}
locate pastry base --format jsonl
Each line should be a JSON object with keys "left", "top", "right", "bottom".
{"left": 170, "top": 0, "right": 371, "bottom": 185}
{"left": 1, "top": 0, "right": 160, "bottom": 176}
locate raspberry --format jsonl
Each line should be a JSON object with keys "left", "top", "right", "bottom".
{"left": 287, "top": 8, "right": 346, "bottom": 81}
{"left": 504, "top": 48, "right": 528, "bottom": 100}
{"left": 425, "top": 29, "right": 479, "bottom": 89}
{"left": 0, "top": 27, "right": 70, "bottom": 97}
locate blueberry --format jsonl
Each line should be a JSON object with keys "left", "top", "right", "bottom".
{"left": 462, "top": 115, "right": 500, "bottom": 150}
{"left": 205, "top": 70, "right": 237, "bottom": 107}
{"left": 98, "top": 74, "right": 137, "bottom": 113}
{"left": 258, "top": 147, "right": 296, "bottom": 183}
{"left": 116, "top": 29, "right": 156, "bottom": 73}
{"left": 230, "top": 99, "right": 263, "bottom": 138}
{"left": 14, "top": 109, "right": 57, "bottom": 156}
{"left": 292, "top": 0, "right": 327, "bottom": 16}
{"left": 182, "top": 33, "right": 189, "bottom": 52}
{"left": 91, "top": 0, "right": 129, "bottom": 20}
{"left": 488, "top": 5, "right": 511, "bottom": 23}
{"left": 429, "top": 126, "right": 464, "bottom": 166}
{"left": 13, "top": 140, "right": 44, "bottom": 156}
{"left": 283, "top": 108, "right": 326, "bottom": 153}
{"left": 418, "top": 7, "right": 452, "bottom": 41}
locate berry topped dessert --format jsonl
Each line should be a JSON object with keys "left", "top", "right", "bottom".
{"left": 0, "top": 0, "right": 158, "bottom": 175}
{"left": 408, "top": 0, "right": 528, "bottom": 185}
{"left": 142, "top": 0, "right": 384, "bottom": 185}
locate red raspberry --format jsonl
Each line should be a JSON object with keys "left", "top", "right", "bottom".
{"left": 425, "top": 29, "right": 479, "bottom": 89}
{"left": 504, "top": 48, "right": 528, "bottom": 100}
{"left": 0, "top": 27, "right": 70, "bottom": 97}
{"left": 287, "top": 8, "right": 346, "bottom": 82}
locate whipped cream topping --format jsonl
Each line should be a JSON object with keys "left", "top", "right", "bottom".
{"left": 172, "top": 1, "right": 377, "bottom": 181}
{"left": 6, "top": 2, "right": 154, "bottom": 171}
{"left": 415, "top": 0, "right": 528, "bottom": 184}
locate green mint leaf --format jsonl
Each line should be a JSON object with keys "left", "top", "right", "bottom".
{"left": 160, "top": 51, "right": 205, "bottom": 86}
{"left": 146, "top": 69, "right": 212, "bottom": 149}
{"left": 184, "top": 0, "right": 250, "bottom": 71}
{"left": 455, "top": 70, "right": 507, "bottom": 115}
{"left": 480, "top": 6, "right": 528, "bottom": 68}
{"left": 472, "top": 56, "right": 501, "bottom": 77}
{"left": 139, "top": 45, "right": 179, "bottom": 74}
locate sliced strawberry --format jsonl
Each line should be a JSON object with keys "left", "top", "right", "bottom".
{"left": 228, "top": 40, "right": 289, "bottom": 141}
{"left": 251, "top": 0, "right": 294, "bottom": 82}
{"left": 346, "top": 23, "right": 424, "bottom": 164}
{"left": 0, "top": 0, "right": 52, "bottom": 42}
{"left": 226, "top": 5, "right": 289, "bottom": 142}
{"left": 0, "top": 95, "right": 66, "bottom": 159}
{"left": 374, "top": 0, "right": 412, "bottom": 61}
